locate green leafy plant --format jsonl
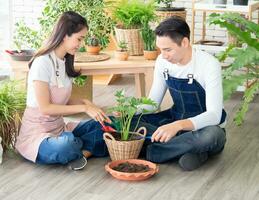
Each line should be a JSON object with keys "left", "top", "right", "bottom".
{"left": 14, "top": 0, "right": 114, "bottom": 50}
{"left": 0, "top": 80, "right": 26, "bottom": 151}
{"left": 117, "top": 41, "right": 128, "bottom": 52}
{"left": 112, "top": 0, "right": 156, "bottom": 29}
{"left": 86, "top": 36, "right": 100, "bottom": 47}
{"left": 208, "top": 12, "right": 259, "bottom": 125}
{"left": 141, "top": 24, "right": 156, "bottom": 51}
{"left": 155, "top": 0, "right": 174, "bottom": 8}
{"left": 73, "top": 76, "right": 88, "bottom": 87}
{"left": 108, "top": 90, "right": 157, "bottom": 141}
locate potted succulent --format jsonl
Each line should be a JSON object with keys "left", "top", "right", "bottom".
{"left": 103, "top": 90, "right": 157, "bottom": 161}
{"left": 114, "top": 41, "right": 129, "bottom": 61}
{"left": 86, "top": 36, "right": 101, "bottom": 55}
{"left": 0, "top": 80, "right": 26, "bottom": 154}
{"left": 208, "top": 12, "right": 259, "bottom": 125}
{"left": 112, "top": 0, "right": 156, "bottom": 55}
{"left": 141, "top": 24, "right": 159, "bottom": 60}
{"left": 155, "top": 0, "right": 186, "bottom": 22}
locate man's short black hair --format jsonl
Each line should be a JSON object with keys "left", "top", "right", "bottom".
{"left": 155, "top": 16, "right": 190, "bottom": 46}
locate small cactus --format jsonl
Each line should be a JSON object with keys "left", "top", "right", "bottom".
{"left": 87, "top": 36, "right": 99, "bottom": 47}
{"left": 117, "top": 41, "right": 128, "bottom": 52}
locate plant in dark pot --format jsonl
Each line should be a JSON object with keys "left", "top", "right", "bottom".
{"left": 103, "top": 90, "right": 157, "bottom": 161}
{"left": 141, "top": 24, "right": 158, "bottom": 60}
{"left": 155, "top": 0, "right": 186, "bottom": 21}
{"left": 208, "top": 12, "right": 259, "bottom": 125}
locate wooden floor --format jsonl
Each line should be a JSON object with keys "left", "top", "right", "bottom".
{"left": 0, "top": 75, "right": 258, "bottom": 200}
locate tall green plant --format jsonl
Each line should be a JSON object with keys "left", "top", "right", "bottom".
{"left": 208, "top": 13, "right": 259, "bottom": 125}
{"left": 113, "top": 0, "right": 156, "bottom": 29}
{"left": 141, "top": 24, "right": 156, "bottom": 51}
{"left": 108, "top": 90, "right": 157, "bottom": 141}
{"left": 0, "top": 80, "right": 26, "bottom": 151}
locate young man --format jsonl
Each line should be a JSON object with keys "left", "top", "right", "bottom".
{"left": 137, "top": 16, "right": 227, "bottom": 171}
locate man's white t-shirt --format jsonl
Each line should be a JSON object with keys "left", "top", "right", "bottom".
{"left": 26, "top": 53, "right": 72, "bottom": 107}
{"left": 148, "top": 48, "right": 225, "bottom": 130}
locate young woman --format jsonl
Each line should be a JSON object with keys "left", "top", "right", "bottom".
{"left": 16, "top": 11, "right": 110, "bottom": 170}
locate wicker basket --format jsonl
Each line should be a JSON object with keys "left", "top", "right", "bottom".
{"left": 114, "top": 27, "right": 144, "bottom": 56}
{"left": 156, "top": 10, "right": 187, "bottom": 22}
{"left": 103, "top": 127, "right": 147, "bottom": 161}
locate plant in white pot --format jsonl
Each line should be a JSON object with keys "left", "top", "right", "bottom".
{"left": 103, "top": 90, "right": 157, "bottom": 161}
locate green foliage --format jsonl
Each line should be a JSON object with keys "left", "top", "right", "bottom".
{"left": 141, "top": 24, "right": 156, "bottom": 51}
{"left": 73, "top": 76, "right": 88, "bottom": 87}
{"left": 155, "top": 0, "right": 174, "bottom": 8}
{"left": 113, "top": 0, "right": 156, "bottom": 29}
{"left": 0, "top": 80, "right": 26, "bottom": 150}
{"left": 86, "top": 36, "right": 100, "bottom": 46}
{"left": 13, "top": 21, "right": 42, "bottom": 50}
{"left": 14, "top": 0, "right": 114, "bottom": 49}
{"left": 108, "top": 90, "right": 157, "bottom": 141}
{"left": 209, "top": 12, "right": 259, "bottom": 125}
{"left": 117, "top": 41, "right": 128, "bottom": 51}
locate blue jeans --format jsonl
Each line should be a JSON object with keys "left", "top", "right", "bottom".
{"left": 36, "top": 120, "right": 108, "bottom": 164}
{"left": 132, "top": 110, "right": 226, "bottom": 163}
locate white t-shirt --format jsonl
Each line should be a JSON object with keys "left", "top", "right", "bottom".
{"left": 148, "top": 48, "right": 225, "bottom": 130}
{"left": 26, "top": 52, "right": 72, "bottom": 107}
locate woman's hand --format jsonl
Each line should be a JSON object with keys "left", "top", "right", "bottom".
{"left": 84, "top": 101, "right": 111, "bottom": 123}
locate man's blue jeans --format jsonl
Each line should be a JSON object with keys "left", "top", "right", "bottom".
{"left": 36, "top": 120, "right": 108, "bottom": 164}
{"left": 132, "top": 110, "right": 226, "bottom": 163}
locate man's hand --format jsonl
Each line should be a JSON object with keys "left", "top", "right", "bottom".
{"left": 151, "top": 122, "right": 182, "bottom": 143}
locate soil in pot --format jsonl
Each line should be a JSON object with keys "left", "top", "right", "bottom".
{"left": 112, "top": 161, "right": 151, "bottom": 173}
{"left": 156, "top": 7, "right": 185, "bottom": 12}
{"left": 110, "top": 132, "right": 144, "bottom": 141}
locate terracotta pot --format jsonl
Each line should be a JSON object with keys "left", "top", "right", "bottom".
{"left": 115, "top": 51, "right": 129, "bottom": 61}
{"left": 105, "top": 159, "right": 159, "bottom": 181}
{"left": 103, "top": 127, "right": 147, "bottom": 161}
{"left": 86, "top": 45, "right": 101, "bottom": 55}
{"left": 143, "top": 50, "right": 158, "bottom": 60}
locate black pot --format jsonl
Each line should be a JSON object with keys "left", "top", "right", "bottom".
{"left": 7, "top": 50, "right": 34, "bottom": 61}
{"left": 156, "top": 7, "right": 185, "bottom": 12}
{"left": 233, "top": 0, "right": 248, "bottom": 5}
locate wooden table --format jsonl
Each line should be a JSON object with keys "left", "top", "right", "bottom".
{"left": 5, "top": 53, "right": 155, "bottom": 101}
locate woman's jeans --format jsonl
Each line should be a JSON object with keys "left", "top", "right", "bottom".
{"left": 132, "top": 110, "right": 227, "bottom": 163}
{"left": 36, "top": 120, "right": 108, "bottom": 164}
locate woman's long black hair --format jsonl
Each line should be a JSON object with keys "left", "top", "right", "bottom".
{"left": 29, "top": 11, "right": 88, "bottom": 77}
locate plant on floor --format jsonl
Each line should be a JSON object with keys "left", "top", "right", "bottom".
{"left": 108, "top": 90, "right": 157, "bottom": 141}
{"left": 0, "top": 80, "right": 26, "bottom": 151}
{"left": 208, "top": 12, "right": 259, "bottom": 125}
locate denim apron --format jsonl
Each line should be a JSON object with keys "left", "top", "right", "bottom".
{"left": 135, "top": 56, "right": 227, "bottom": 163}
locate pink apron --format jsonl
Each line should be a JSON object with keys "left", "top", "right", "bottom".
{"left": 16, "top": 84, "right": 78, "bottom": 162}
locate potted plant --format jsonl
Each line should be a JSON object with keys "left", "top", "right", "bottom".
{"left": 141, "top": 24, "right": 159, "bottom": 60}
{"left": 112, "top": 0, "right": 156, "bottom": 55}
{"left": 103, "top": 90, "right": 157, "bottom": 161}
{"left": 155, "top": 0, "right": 186, "bottom": 22}
{"left": 115, "top": 41, "right": 129, "bottom": 61}
{"left": 86, "top": 36, "right": 101, "bottom": 55}
{"left": 0, "top": 80, "right": 26, "bottom": 154}
{"left": 208, "top": 12, "right": 259, "bottom": 125}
